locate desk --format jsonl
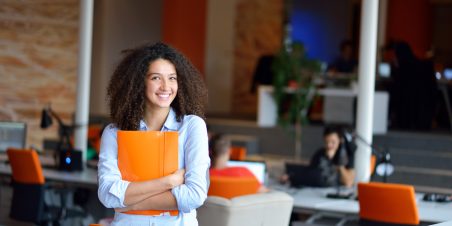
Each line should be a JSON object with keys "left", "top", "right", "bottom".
{"left": 431, "top": 220, "right": 452, "bottom": 226}
{"left": 0, "top": 159, "right": 111, "bottom": 223}
{"left": 1, "top": 164, "right": 97, "bottom": 188}
{"left": 272, "top": 185, "right": 452, "bottom": 224}
{"left": 0, "top": 156, "right": 98, "bottom": 189}
{"left": 257, "top": 85, "right": 389, "bottom": 134}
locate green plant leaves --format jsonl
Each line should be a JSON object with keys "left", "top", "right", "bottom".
{"left": 272, "top": 42, "right": 321, "bottom": 128}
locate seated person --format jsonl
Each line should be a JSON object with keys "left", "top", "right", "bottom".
{"left": 327, "top": 40, "right": 358, "bottom": 75}
{"left": 309, "top": 126, "right": 355, "bottom": 187}
{"left": 209, "top": 133, "right": 268, "bottom": 193}
{"left": 250, "top": 54, "right": 275, "bottom": 93}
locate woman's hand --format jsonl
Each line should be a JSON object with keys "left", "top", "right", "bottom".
{"left": 166, "top": 169, "right": 185, "bottom": 188}
{"left": 115, "top": 205, "right": 132, "bottom": 213}
{"left": 258, "top": 185, "right": 270, "bottom": 193}
{"left": 123, "top": 169, "right": 185, "bottom": 206}
{"left": 279, "top": 173, "right": 289, "bottom": 184}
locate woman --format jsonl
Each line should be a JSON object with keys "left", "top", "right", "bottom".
{"left": 309, "top": 126, "right": 355, "bottom": 187}
{"left": 390, "top": 41, "right": 437, "bottom": 130}
{"left": 98, "top": 42, "right": 209, "bottom": 225}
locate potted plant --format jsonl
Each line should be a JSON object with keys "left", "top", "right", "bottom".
{"left": 272, "top": 41, "right": 321, "bottom": 160}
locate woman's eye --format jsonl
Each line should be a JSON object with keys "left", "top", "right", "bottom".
{"left": 170, "top": 76, "right": 177, "bottom": 80}
{"left": 150, "top": 76, "right": 160, "bottom": 80}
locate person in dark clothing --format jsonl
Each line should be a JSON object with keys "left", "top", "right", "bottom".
{"left": 327, "top": 40, "right": 358, "bottom": 74}
{"left": 309, "top": 126, "right": 355, "bottom": 188}
{"left": 389, "top": 41, "right": 437, "bottom": 130}
{"left": 250, "top": 55, "right": 275, "bottom": 93}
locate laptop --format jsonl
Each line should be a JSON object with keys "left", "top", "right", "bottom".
{"left": 0, "top": 121, "right": 27, "bottom": 153}
{"left": 285, "top": 162, "right": 327, "bottom": 188}
{"left": 444, "top": 68, "right": 452, "bottom": 80}
{"left": 378, "top": 62, "right": 391, "bottom": 78}
{"left": 227, "top": 160, "right": 267, "bottom": 184}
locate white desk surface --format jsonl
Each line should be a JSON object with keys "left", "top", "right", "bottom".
{"left": 272, "top": 184, "right": 452, "bottom": 223}
{"left": 0, "top": 161, "right": 98, "bottom": 188}
{"left": 317, "top": 88, "right": 358, "bottom": 97}
{"left": 431, "top": 220, "right": 452, "bottom": 226}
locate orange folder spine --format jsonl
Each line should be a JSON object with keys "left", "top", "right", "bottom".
{"left": 117, "top": 131, "right": 179, "bottom": 216}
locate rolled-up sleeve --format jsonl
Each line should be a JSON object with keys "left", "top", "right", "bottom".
{"left": 97, "top": 124, "right": 130, "bottom": 208}
{"left": 171, "top": 117, "right": 210, "bottom": 213}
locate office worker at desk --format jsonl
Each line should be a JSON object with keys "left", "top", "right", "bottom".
{"left": 209, "top": 133, "right": 268, "bottom": 193}
{"left": 309, "top": 126, "right": 355, "bottom": 188}
{"left": 98, "top": 42, "right": 210, "bottom": 225}
{"left": 327, "top": 40, "right": 358, "bottom": 75}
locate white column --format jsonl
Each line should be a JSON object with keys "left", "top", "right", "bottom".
{"left": 74, "top": 0, "right": 94, "bottom": 163}
{"left": 354, "top": 0, "right": 379, "bottom": 183}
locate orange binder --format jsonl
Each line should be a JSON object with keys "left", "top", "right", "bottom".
{"left": 117, "top": 131, "right": 179, "bottom": 216}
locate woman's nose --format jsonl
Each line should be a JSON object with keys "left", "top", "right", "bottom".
{"left": 160, "top": 78, "right": 168, "bottom": 90}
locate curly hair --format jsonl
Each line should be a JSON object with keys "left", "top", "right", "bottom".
{"left": 107, "top": 42, "right": 208, "bottom": 130}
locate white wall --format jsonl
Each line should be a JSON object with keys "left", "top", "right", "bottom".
{"left": 90, "top": 0, "right": 163, "bottom": 116}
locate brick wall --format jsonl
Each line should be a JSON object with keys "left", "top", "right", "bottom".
{"left": 232, "top": 0, "right": 283, "bottom": 117}
{"left": 0, "top": 0, "right": 79, "bottom": 149}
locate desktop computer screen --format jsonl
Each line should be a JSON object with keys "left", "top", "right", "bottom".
{"left": 378, "top": 62, "right": 391, "bottom": 78}
{"left": 0, "top": 121, "right": 27, "bottom": 152}
{"left": 227, "top": 160, "right": 267, "bottom": 184}
{"left": 443, "top": 68, "right": 452, "bottom": 80}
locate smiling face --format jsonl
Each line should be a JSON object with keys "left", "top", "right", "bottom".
{"left": 145, "top": 58, "right": 178, "bottom": 112}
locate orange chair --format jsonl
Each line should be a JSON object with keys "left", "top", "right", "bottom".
{"left": 88, "top": 124, "right": 103, "bottom": 154}
{"left": 370, "top": 154, "right": 377, "bottom": 175}
{"left": 208, "top": 175, "right": 260, "bottom": 199}
{"left": 7, "top": 148, "right": 85, "bottom": 224}
{"left": 69, "top": 124, "right": 103, "bottom": 155}
{"left": 229, "top": 146, "right": 247, "bottom": 160}
{"left": 357, "top": 182, "right": 419, "bottom": 226}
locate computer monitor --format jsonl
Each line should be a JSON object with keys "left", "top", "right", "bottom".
{"left": 443, "top": 68, "right": 452, "bottom": 80}
{"left": 378, "top": 62, "right": 391, "bottom": 78}
{"left": 0, "top": 121, "right": 27, "bottom": 152}
{"left": 227, "top": 160, "right": 267, "bottom": 184}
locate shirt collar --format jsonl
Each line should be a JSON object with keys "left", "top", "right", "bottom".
{"left": 162, "top": 108, "right": 179, "bottom": 131}
{"left": 139, "top": 108, "right": 179, "bottom": 131}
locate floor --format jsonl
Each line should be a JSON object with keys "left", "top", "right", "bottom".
{"left": 0, "top": 182, "right": 96, "bottom": 226}
{"left": 0, "top": 184, "right": 36, "bottom": 226}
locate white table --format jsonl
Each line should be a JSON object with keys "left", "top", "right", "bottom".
{"left": 0, "top": 159, "right": 110, "bottom": 222}
{"left": 432, "top": 220, "right": 452, "bottom": 226}
{"left": 271, "top": 184, "right": 452, "bottom": 224}
{"left": 257, "top": 85, "right": 389, "bottom": 134}
{"left": 0, "top": 160, "right": 98, "bottom": 188}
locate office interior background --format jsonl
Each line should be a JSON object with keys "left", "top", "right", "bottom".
{"left": 1, "top": 0, "right": 452, "bottom": 225}
{"left": 2, "top": 0, "right": 452, "bottom": 149}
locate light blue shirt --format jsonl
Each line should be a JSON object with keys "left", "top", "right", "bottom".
{"left": 98, "top": 108, "right": 210, "bottom": 226}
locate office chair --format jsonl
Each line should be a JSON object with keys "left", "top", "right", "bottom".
{"left": 7, "top": 148, "right": 85, "bottom": 225}
{"left": 87, "top": 124, "right": 103, "bottom": 154}
{"left": 357, "top": 182, "right": 419, "bottom": 226}
{"left": 370, "top": 154, "right": 377, "bottom": 175}
{"left": 198, "top": 191, "right": 293, "bottom": 226}
{"left": 229, "top": 146, "right": 247, "bottom": 160}
{"left": 208, "top": 175, "right": 260, "bottom": 199}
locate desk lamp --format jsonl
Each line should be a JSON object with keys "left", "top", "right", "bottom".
{"left": 40, "top": 105, "right": 82, "bottom": 171}
{"left": 353, "top": 132, "right": 394, "bottom": 182}
{"left": 375, "top": 150, "right": 394, "bottom": 182}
